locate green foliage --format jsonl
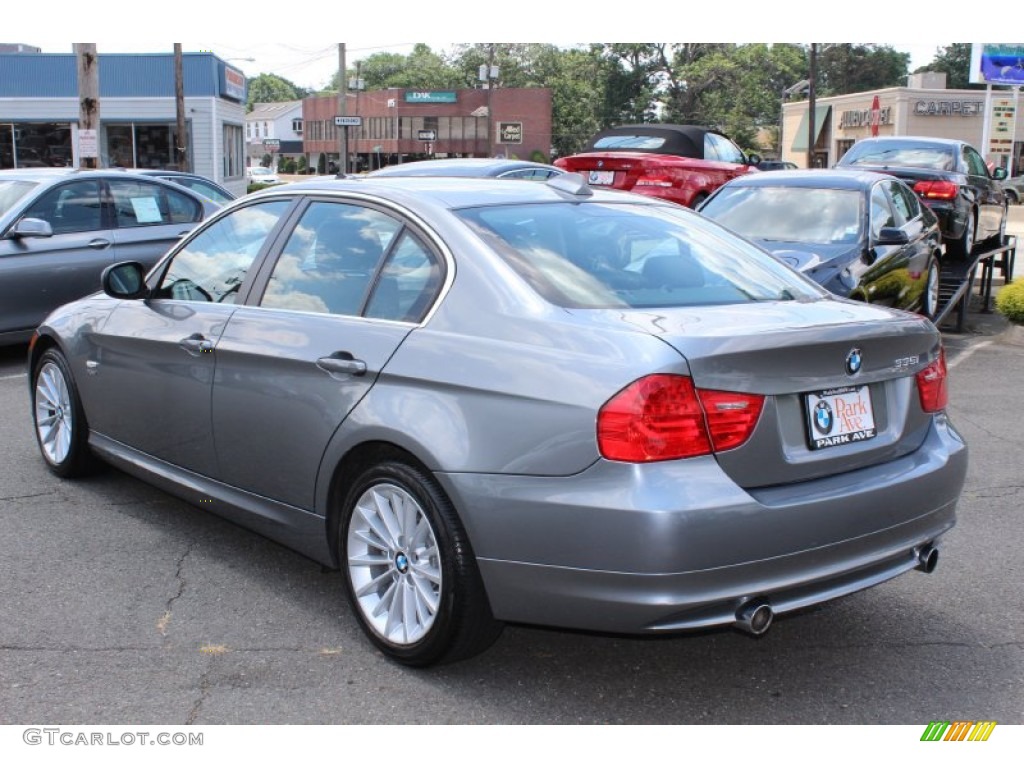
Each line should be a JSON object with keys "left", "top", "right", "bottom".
{"left": 995, "top": 280, "right": 1024, "bottom": 323}
{"left": 529, "top": 149, "right": 549, "bottom": 164}
{"left": 317, "top": 154, "right": 326, "bottom": 175}
{"left": 283, "top": 158, "right": 298, "bottom": 174}
{"left": 296, "top": 155, "right": 307, "bottom": 173}
{"left": 815, "top": 44, "right": 909, "bottom": 96}
{"left": 246, "top": 73, "right": 310, "bottom": 112}
{"left": 917, "top": 44, "right": 980, "bottom": 90}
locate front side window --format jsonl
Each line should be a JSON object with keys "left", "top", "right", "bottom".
{"left": 22, "top": 180, "right": 103, "bottom": 234}
{"left": 964, "top": 146, "right": 989, "bottom": 177}
{"left": 457, "top": 202, "right": 823, "bottom": 309}
{"left": 705, "top": 133, "right": 745, "bottom": 164}
{"left": 154, "top": 199, "right": 292, "bottom": 303}
{"left": 870, "top": 184, "right": 897, "bottom": 239}
{"left": 108, "top": 179, "right": 202, "bottom": 228}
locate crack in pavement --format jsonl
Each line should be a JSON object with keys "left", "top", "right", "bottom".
{"left": 186, "top": 670, "right": 211, "bottom": 726}
{"left": 159, "top": 543, "right": 195, "bottom": 641}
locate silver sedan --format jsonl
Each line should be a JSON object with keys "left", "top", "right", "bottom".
{"left": 28, "top": 174, "right": 967, "bottom": 666}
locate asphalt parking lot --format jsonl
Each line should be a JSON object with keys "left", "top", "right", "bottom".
{"left": 1, "top": 213, "right": 1022, "bottom": 727}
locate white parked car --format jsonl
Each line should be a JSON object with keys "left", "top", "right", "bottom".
{"left": 247, "top": 166, "right": 282, "bottom": 185}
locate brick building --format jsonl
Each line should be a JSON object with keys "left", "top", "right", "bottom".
{"left": 302, "top": 87, "right": 552, "bottom": 173}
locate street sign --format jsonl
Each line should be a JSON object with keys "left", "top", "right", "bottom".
{"left": 334, "top": 116, "right": 363, "bottom": 127}
{"left": 417, "top": 130, "right": 437, "bottom": 141}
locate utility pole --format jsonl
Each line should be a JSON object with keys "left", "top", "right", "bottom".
{"left": 486, "top": 44, "right": 496, "bottom": 158}
{"left": 338, "top": 43, "right": 347, "bottom": 175}
{"left": 174, "top": 44, "right": 187, "bottom": 171}
{"left": 74, "top": 43, "right": 99, "bottom": 169}
{"left": 807, "top": 43, "right": 817, "bottom": 169}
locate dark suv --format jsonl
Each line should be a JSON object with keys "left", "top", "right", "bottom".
{"left": 836, "top": 136, "right": 1008, "bottom": 259}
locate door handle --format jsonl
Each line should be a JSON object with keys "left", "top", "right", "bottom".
{"left": 316, "top": 352, "right": 367, "bottom": 377}
{"left": 179, "top": 333, "right": 214, "bottom": 355}
{"left": 88, "top": 238, "right": 111, "bottom": 249}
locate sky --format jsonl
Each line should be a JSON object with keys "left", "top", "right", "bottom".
{"left": 4, "top": 1, "right": 982, "bottom": 93}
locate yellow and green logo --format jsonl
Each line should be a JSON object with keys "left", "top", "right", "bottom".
{"left": 921, "top": 721, "right": 997, "bottom": 741}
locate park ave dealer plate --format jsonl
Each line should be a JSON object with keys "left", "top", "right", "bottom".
{"left": 805, "top": 385, "right": 877, "bottom": 450}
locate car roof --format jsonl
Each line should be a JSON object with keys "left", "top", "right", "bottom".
{"left": 366, "top": 158, "right": 561, "bottom": 177}
{"left": 582, "top": 124, "right": 720, "bottom": 157}
{"left": 716, "top": 168, "right": 899, "bottom": 191}
{"left": 252, "top": 173, "right": 661, "bottom": 211}
{"left": 850, "top": 136, "right": 965, "bottom": 150}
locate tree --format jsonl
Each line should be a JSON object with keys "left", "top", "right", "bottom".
{"left": 918, "top": 44, "right": 979, "bottom": 90}
{"left": 815, "top": 44, "right": 910, "bottom": 95}
{"left": 329, "top": 44, "right": 457, "bottom": 91}
{"left": 246, "top": 73, "right": 310, "bottom": 111}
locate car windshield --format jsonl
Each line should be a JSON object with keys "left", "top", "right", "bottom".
{"left": 841, "top": 143, "right": 954, "bottom": 171}
{"left": 0, "top": 180, "right": 39, "bottom": 217}
{"left": 700, "top": 186, "right": 864, "bottom": 246}
{"left": 456, "top": 201, "right": 823, "bottom": 309}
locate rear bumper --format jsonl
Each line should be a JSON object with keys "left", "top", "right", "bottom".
{"left": 439, "top": 415, "right": 967, "bottom": 634}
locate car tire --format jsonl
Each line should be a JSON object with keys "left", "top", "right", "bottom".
{"left": 922, "top": 257, "right": 941, "bottom": 320}
{"left": 946, "top": 208, "right": 975, "bottom": 260}
{"left": 31, "top": 348, "right": 97, "bottom": 478}
{"left": 340, "top": 460, "right": 503, "bottom": 666}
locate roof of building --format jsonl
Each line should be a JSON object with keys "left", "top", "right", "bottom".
{"left": 248, "top": 101, "right": 303, "bottom": 119}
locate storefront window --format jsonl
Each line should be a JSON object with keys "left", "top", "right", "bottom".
{"left": 223, "top": 123, "right": 244, "bottom": 179}
{"left": 104, "top": 123, "right": 189, "bottom": 170}
{"left": 0, "top": 123, "right": 73, "bottom": 169}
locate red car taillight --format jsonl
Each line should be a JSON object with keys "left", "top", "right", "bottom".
{"left": 597, "top": 374, "right": 764, "bottom": 462}
{"left": 916, "top": 349, "right": 948, "bottom": 413}
{"left": 913, "top": 180, "right": 958, "bottom": 200}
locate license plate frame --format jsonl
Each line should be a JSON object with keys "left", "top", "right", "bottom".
{"left": 587, "top": 170, "right": 615, "bottom": 186}
{"left": 804, "top": 385, "right": 877, "bottom": 451}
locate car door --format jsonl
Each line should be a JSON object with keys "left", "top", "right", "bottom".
{"left": 107, "top": 177, "right": 207, "bottom": 271}
{"left": 962, "top": 144, "right": 1004, "bottom": 242}
{"left": 84, "top": 198, "right": 295, "bottom": 476}
{"left": 211, "top": 198, "right": 444, "bottom": 511}
{"left": 858, "top": 181, "right": 918, "bottom": 309}
{"left": 0, "top": 178, "right": 113, "bottom": 334}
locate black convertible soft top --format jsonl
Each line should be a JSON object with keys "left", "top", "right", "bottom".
{"left": 582, "top": 124, "right": 719, "bottom": 158}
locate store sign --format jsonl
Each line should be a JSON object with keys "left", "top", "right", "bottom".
{"left": 989, "top": 97, "right": 1017, "bottom": 156}
{"left": 405, "top": 91, "right": 457, "bottom": 104}
{"left": 417, "top": 130, "right": 437, "bottom": 141}
{"left": 970, "top": 44, "right": 1024, "bottom": 86}
{"left": 263, "top": 139, "right": 280, "bottom": 151}
{"left": 839, "top": 105, "right": 892, "bottom": 129}
{"left": 913, "top": 100, "right": 985, "bottom": 117}
{"left": 498, "top": 121, "right": 523, "bottom": 144}
{"left": 224, "top": 66, "right": 246, "bottom": 101}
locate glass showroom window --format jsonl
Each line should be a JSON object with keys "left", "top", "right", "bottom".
{"left": 0, "top": 122, "right": 73, "bottom": 169}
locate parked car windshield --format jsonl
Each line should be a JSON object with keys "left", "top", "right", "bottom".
{"left": 456, "top": 202, "right": 824, "bottom": 309}
{"left": 0, "top": 180, "right": 39, "bottom": 217}
{"left": 840, "top": 142, "right": 954, "bottom": 171}
{"left": 700, "top": 187, "right": 864, "bottom": 246}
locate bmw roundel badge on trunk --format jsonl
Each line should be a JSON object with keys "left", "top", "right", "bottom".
{"left": 846, "top": 348, "right": 863, "bottom": 376}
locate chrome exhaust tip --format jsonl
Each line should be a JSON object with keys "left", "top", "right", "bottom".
{"left": 916, "top": 544, "right": 939, "bottom": 574}
{"left": 735, "top": 599, "right": 773, "bottom": 636}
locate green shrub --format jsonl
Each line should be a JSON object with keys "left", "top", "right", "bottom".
{"left": 530, "top": 149, "right": 550, "bottom": 164}
{"left": 995, "top": 279, "right": 1024, "bottom": 323}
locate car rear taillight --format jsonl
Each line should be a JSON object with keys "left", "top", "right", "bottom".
{"left": 597, "top": 374, "right": 764, "bottom": 462}
{"left": 916, "top": 349, "right": 948, "bottom": 413}
{"left": 913, "top": 180, "right": 959, "bottom": 200}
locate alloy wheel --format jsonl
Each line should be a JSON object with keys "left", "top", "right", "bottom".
{"left": 34, "top": 361, "right": 73, "bottom": 466}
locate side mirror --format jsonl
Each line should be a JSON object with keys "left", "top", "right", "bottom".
{"left": 101, "top": 261, "right": 149, "bottom": 300}
{"left": 747, "top": 153, "right": 762, "bottom": 166}
{"left": 874, "top": 227, "right": 910, "bottom": 246}
{"left": 9, "top": 218, "right": 53, "bottom": 239}
{"left": 993, "top": 167, "right": 1008, "bottom": 181}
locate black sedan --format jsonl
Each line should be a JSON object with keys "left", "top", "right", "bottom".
{"left": 698, "top": 169, "right": 943, "bottom": 318}
{"left": 835, "top": 136, "right": 1008, "bottom": 260}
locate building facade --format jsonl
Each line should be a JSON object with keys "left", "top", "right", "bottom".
{"left": 302, "top": 87, "right": 553, "bottom": 173}
{"left": 781, "top": 73, "right": 1024, "bottom": 174}
{"left": 0, "top": 50, "right": 248, "bottom": 195}
{"left": 246, "top": 100, "right": 304, "bottom": 169}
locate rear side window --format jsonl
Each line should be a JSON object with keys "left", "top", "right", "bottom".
{"left": 457, "top": 201, "right": 823, "bottom": 309}
{"left": 108, "top": 179, "right": 202, "bottom": 228}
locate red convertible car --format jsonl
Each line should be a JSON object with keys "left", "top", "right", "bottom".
{"left": 554, "top": 124, "right": 761, "bottom": 208}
